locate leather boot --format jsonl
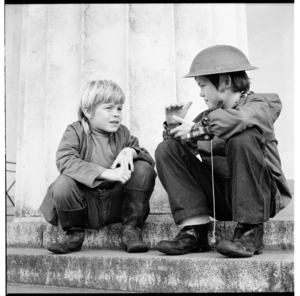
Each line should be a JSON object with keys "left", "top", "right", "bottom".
{"left": 121, "top": 187, "right": 151, "bottom": 253}
{"left": 47, "top": 227, "right": 85, "bottom": 254}
{"left": 216, "top": 222, "right": 264, "bottom": 258}
{"left": 156, "top": 223, "right": 211, "bottom": 255}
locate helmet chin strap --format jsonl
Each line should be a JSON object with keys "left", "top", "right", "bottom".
{"left": 212, "top": 79, "right": 226, "bottom": 110}
{"left": 210, "top": 139, "right": 217, "bottom": 246}
{"left": 213, "top": 97, "right": 224, "bottom": 110}
{"left": 210, "top": 84, "right": 224, "bottom": 245}
{"left": 209, "top": 80, "right": 226, "bottom": 245}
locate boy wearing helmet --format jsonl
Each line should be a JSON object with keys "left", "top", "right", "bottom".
{"left": 155, "top": 45, "right": 292, "bottom": 258}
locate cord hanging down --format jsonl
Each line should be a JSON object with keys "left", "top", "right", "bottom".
{"left": 211, "top": 139, "right": 216, "bottom": 245}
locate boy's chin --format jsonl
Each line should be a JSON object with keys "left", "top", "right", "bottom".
{"left": 106, "top": 126, "right": 120, "bottom": 132}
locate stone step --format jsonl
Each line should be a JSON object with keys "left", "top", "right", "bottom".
{"left": 7, "top": 282, "right": 132, "bottom": 294}
{"left": 7, "top": 247, "right": 294, "bottom": 293}
{"left": 7, "top": 215, "right": 294, "bottom": 251}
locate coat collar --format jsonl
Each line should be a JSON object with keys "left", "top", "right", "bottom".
{"left": 230, "top": 90, "right": 254, "bottom": 109}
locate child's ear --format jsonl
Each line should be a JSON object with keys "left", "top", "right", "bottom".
{"left": 82, "top": 107, "right": 92, "bottom": 119}
{"left": 221, "top": 75, "right": 232, "bottom": 88}
{"left": 225, "top": 75, "right": 232, "bottom": 88}
{"left": 219, "top": 75, "right": 232, "bottom": 92}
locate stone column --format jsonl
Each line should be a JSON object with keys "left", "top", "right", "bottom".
{"left": 127, "top": 4, "right": 177, "bottom": 212}
{"left": 15, "top": 5, "right": 49, "bottom": 220}
{"left": 13, "top": 4, "right": 249, "bottom": 222}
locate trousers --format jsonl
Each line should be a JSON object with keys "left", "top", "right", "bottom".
{"left": 40, "top": 160, "right": 156, "bottom": 231}
{"left": 155, "top": 128, "right": 276, "bottom": 224}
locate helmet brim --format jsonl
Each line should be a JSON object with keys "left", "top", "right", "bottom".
{"left": 183, "top": 65, "right": 258, "bottom": 78}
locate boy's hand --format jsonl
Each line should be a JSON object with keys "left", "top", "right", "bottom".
{"left": 169, "top": 116, "right": 195, "bottom": 140}
{"left": 111, "top": 147, "right": 137, "bottom": 172}
{"left": 99, "top": 167, "right": 132, "bottom": 184}
{"left": 165, "top": 102, "right": 193, "bottom": 129}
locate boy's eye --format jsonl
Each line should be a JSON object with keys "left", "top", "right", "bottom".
{"left": 118, "top": 107, "right": 123, "bottom": 111}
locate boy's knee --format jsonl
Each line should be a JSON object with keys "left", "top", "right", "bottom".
{"left": 49, "top": 175, "right": 78, "bottom": 204}
{"left": 134, "top": 160, "right": 156, "bottom": 178}
{"left": 155, "top": 139, "right": 180, "bottom": 161}
{"left": 226, "top": 128, "right": 262, "bottom": 153}
{"left": 130, "top": 160, "right": 156, "bottom": 191}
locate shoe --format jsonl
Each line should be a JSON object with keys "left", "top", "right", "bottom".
{"left": 216, "top": 223, "right": 264, "bottom": 258}
{"left": 121, "top": 225, "right": 149, "bottom": 253}
{"left": 156, "top": 224, "right": 211, "bottom": 255}
{"left": 47, "top": 230, "right": 85, "bottom": 254}
{"left": 121, "top": 187, "right": 152, "bottom": 253}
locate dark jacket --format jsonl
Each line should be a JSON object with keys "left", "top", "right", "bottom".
{"left": 39, "top": 119, "right": 155, "bottom": 226}
{"left": 56, "top": 119, "right": 155, "bottom": 188}
{"left": 189, "top": 92, "right": 292, "bottom": 215}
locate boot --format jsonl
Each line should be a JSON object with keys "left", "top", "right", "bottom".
{"left": 47, "top": 227, "right": 85, "bottom": 254}
{"left": 156, "top": 223, "right": 211, "bottom": 255}
{"left": 121, "top": 188, "right": 151, "bottom": 253}
{"left": 216, "top": 222, "right": 264, "bottom": 258}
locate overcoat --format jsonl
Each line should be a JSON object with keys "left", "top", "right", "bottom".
{"left": 189, "top": 92, "right": 292, "bottom": 215}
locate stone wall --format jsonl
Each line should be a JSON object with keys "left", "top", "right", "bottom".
{"left": 5, "top": 4, "right": 294, "bottom": 220}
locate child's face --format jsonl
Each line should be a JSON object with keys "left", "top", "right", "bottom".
{"left": 87, "top": 102, "right": 123, "bottom": 132}
{"left": 195, "top": 76, "right": 220, "bottom": 110}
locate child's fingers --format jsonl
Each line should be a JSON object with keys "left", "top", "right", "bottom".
{"left": 165, "top": 102, "right": 185, "bottom": 110}
{"left": 129, "top": 159, "right": 134, "bottom": 172}
{"left": 120, "top": 177, "right": 126, "bottom": 184}
{"left": 122, "top": 169, "right": 131, "bottom": 181}
{"left": 172, "top": 115, "right": 185, "bottom": 123}
{"left": 182, "top": 101, "right": 193, "bottom": 113}
{"left": 121, "top": 158, "right": 126, "bottom": 168}
{"left": 169, "top": 123, "right": 183, "bottom": 135}
{"left": 110, "top": 160, "right": 118, "bottom": 169}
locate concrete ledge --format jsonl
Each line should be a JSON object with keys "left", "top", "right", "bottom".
{"left": 7, "top": 282, "right": 131, "bottom": 294}
{"left": 7, "top": 221, "right": 43, "bottom": 247}
{"left": 7, "top": 247, "right": 294, "bottom": 293}
{"left": 7, "top": 214, "right": 294, "bottom": 251}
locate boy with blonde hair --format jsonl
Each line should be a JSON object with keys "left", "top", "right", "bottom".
{"left": 40, "top": 80, "right": 156, "bottom": 254}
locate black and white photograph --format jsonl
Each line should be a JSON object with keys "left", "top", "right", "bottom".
{"left": 4, "top": 2, "right": 296, "bottom": 295}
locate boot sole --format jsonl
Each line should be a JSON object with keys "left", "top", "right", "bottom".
{"left": 47, "top": 246, "right": 82, "bottom": 255}
{"left": 157, "top": 244, "right": 211, "bottom": 255}
{"left": 216, "top": 245, "right": 263, "bottom": 258}
{"left": 126, "top": 243, "right": 149, "bottom": 253}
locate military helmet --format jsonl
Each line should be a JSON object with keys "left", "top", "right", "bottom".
{"left": 183, "top": 45, "right": 258, "bottom": 78}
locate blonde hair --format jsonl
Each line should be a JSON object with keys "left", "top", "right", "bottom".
{"left": 78, "top": 80, "right": 125, "bottom": 121}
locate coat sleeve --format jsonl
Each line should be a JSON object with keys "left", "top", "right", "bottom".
{"left": 56, "top": 124, "right": 106, "bottom": 188}
{"left": 208, "top": 95, "right": 274, "bottom": 140}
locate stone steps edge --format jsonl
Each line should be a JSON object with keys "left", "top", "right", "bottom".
{"left": 7, "top": 248, "right": 294, "bottom": 293}
{"left": 7, "top": 216, "right": 294, "bottom": 251}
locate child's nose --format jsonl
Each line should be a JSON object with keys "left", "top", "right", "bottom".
{"left": 113, "top": 110, "right": 120, "bottom": 117}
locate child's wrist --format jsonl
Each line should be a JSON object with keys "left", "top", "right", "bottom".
{"left": 124, "top": 147, "right": 137, "bottom": 158}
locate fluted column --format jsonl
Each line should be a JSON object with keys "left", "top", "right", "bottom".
{"left": 15, "top": 5, "right": 49, "bottom": 218}
{"left": 127, "top": 4, "right": 177, "bottom": 212}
